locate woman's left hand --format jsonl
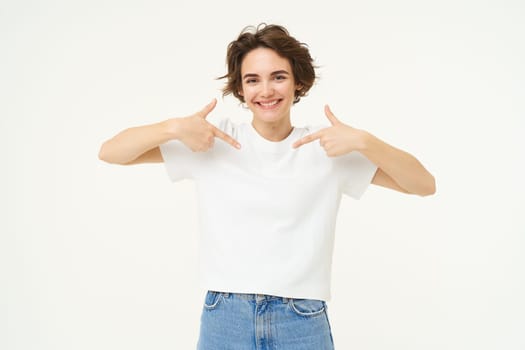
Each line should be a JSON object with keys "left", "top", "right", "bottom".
{"left": 292, "top": 105, "right": 367, "bottom": 157}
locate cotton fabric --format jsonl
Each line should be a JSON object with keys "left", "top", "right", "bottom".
{"left": 160, "top": 119, "right": 377, "bottom": 301}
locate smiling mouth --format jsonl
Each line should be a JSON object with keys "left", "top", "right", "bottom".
{"left": 256, "top": 99, "right": 282, "bottom": 109}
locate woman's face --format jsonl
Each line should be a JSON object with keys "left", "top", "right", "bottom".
{"left": 240, "top": 47, "right": 300, "bottom": 127}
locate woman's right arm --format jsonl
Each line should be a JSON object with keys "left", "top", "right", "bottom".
{"left": 98, "top": 120, "right": 172, "bottom": 165}
{"left": 98, "top": 99, "right": 240, "bottom": 165}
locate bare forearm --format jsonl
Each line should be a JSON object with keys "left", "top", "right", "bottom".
{"left": 360, "top": 131, "right": 436, "bottom": 196}
{"left": 98, "top": 119, "right": 175, "bottom": 164}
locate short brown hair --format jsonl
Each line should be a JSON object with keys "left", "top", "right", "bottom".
{"left": 219, "top": 24, "right": 316, "bottom": 104}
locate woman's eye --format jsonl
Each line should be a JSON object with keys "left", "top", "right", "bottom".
{"left": 275, "top": 75, "right": 286, "bottom": 80}
{"left": 246, "top": 79, "right": 257, "bottom": 84}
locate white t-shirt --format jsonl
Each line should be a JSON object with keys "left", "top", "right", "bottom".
{"left": 160, "top": 119, "right": 377, "bottom": 301}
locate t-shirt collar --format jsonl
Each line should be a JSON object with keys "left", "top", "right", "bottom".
{"left": 247, "top": 122, "right": 302, "bottom": 154}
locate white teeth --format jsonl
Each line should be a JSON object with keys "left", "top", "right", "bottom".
{"left": 259, "top": 100, "right": 279, "bottom": 107}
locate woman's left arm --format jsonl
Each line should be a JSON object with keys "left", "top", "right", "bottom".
{"left": 360, "top": 132, "right": 436, "bottom": 196}
{"left": 292, "top": 105, "right": 436, "bottom": 196}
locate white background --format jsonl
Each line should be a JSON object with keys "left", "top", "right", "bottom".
{"left": 1, "top": 0, "right": 524, "bottom": 349}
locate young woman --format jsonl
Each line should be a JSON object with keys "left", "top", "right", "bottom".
{"left": 99, "top": 24, "right": 435, "bottom": 350}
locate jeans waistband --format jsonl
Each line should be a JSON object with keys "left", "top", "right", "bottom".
{"left": 212, "top": 291, "right": 290, "bottom": 304}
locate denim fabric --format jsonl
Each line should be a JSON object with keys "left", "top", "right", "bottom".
{"left": 197, "top": 291, "right": 335, "bottom": 350}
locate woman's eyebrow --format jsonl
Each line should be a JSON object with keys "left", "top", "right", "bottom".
{"left": 242, "top": 70, "right": 290, "bottom": 79}
{"left": 270, "top": 70, "right": 290, "bottom": 76}
{"left": 242, "top": 73, "right": 259, "bottom": 79}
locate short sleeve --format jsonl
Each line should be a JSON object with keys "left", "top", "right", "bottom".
{"left": 336, "top": 151, "right": 378, "bottom": 199}
{"left": 158, "top": 118, "right": 234, "bottom": 182}
{"left": 159, "top": 140, "right": 201, "bottom": 182}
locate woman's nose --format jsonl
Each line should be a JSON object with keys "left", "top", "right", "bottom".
{"left": 260, "top": 82, "right": 274, "bottom": 97}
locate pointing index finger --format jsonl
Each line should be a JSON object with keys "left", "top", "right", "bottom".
{"left": 292, "top": 130, "right": 323, "bottom": 149}
{"left": 212, "top": 126, "right": 241, "bottom": 149}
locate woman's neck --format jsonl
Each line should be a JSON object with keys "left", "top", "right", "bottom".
{"left": 251, "top": 118, "right": 293, "bottom": 142}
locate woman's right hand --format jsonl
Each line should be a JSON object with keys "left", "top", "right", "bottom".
{"left": 99, "top": 99, "right": 240, "bottom": 165}
{"left": 168, "top": 99, "right": 241, "bottom": 152}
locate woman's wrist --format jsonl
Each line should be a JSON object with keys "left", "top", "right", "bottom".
{"left": 161, "top": 117, "right": 183, "bottom": 141}
{"left": 354, "top": 128, "right": 372, "bottom": 152}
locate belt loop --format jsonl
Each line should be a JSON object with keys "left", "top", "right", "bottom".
{"left": 223, "top": 292, "right": 230, "bottom": 298}
{"left": 282, "top": 297, "right": 289, "bottom": 304}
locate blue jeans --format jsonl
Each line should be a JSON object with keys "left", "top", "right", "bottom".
{"left": 197, "top": 291, "right": 335, "bottom": 350}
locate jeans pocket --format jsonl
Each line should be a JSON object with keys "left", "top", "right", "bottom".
{"left": 289, "top": 298, "right": 326, "bottom": 317}
{"left": 203, "top": 290, "right": 224, "bottom": 310}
